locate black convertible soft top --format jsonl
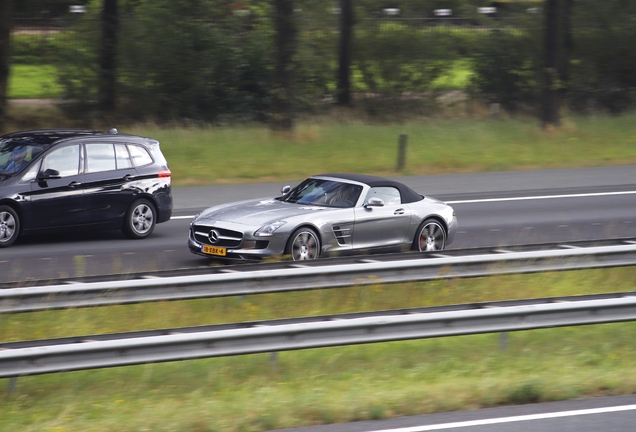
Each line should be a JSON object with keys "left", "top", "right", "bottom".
{"left": 315, "top": 173, "right": 424, "bottom": 203}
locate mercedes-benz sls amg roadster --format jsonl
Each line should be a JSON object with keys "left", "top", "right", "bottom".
{"left": 188, "top": 173, "right": 457, "bottom": 261}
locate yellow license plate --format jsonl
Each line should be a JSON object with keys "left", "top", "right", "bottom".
{"left": 202, "top": 245, "right": 227, "bottom": 256}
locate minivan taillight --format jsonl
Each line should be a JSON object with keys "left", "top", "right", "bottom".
{"left": 159, "top": 169, "right": 171, "bottom": 185}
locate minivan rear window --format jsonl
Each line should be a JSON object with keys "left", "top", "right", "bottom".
{"left": 128, "top": 144, "right": 153, "bottom": 167}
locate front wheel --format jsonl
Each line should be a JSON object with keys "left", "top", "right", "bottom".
{"left": 123, "top": 199, "right": 156, "bottom": 239}
{"left": 286, "top": 228, "right": 321, "bottom": 260}
{"left": 0, "top": 206, "right": 20, "bottom": 247}
{"left": 413, "top": 219, "right": 446, "bottom": 252}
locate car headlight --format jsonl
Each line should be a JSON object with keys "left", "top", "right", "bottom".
{"left": 254, "top": 221, "right": 287, "bottom": 237}
{"left": 190, "top": 211, "right": 202, "bottom": 224}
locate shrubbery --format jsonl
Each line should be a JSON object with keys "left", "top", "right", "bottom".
{"left": 47, "top": 1, "right": 478, "bottom": 122}
{"left": 353, "top": 23, "right": 457, "bottom": 96}
{"left": 469, "top": 28, "right": 541, "bottom": 113}
{"left": 24, "top": 0, "right": 636, "bottom": 121}
{"left": 469, "top": 1, "right": 636, "bottom": 115}
{"left": 567, "top": 1, "right": 636, "bottom": 113}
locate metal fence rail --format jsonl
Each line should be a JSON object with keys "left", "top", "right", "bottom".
{"left": 2, "top": 244, "right": 636, "bottom": 314}
{"left": 1, "top": 294, "right": 635, "bottom": 378}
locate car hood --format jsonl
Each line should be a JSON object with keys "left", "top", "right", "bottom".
{"left": 195, "top": 198, "right": 328, "bottom": 226}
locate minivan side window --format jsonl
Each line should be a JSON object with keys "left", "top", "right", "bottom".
{"left": 115, "top": 144, "right": 132, "bottom": 169}
{"left": 42, "top": 145, "right": 80, "bottom": 177}
{"left": 128, "top": 144, "right": 153, "bottom": 167}
{"left": 85, "top": 143, "right": 116, "bottom": 173}
{"left": 364, "top": 187, "right": 401, "bottom": 205}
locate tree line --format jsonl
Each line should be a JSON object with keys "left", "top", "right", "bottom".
{"left": 2, "top": 0, "right": 635, "bottom": 131}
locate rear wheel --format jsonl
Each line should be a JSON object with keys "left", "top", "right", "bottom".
{"left": 287, "top": 228, "right": 321, "bottom": 260}
{"left": 0, "top": 206, "right": 19, "bottom": 247}
{"left": 413, "top": 219, "right": 446, "bottom": 252}
{"left": 123, "top": 199, "right": 156, "bottom": 239}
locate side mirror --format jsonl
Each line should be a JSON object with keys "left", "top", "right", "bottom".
{"left": 365, "top": 197, "right": 384, "bottom": 208}
{"left": 281, "top": 185, "right": 291, "bottom": 196}
{"left": 39, "top": 168, "right": 61, "bottom": 180}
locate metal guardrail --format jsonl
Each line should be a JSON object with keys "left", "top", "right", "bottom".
{"left": 2, "top": 244, "right": 636, "bottom": 313}
{"left": 1, "top": 294, "right": 635, "bottom": 378}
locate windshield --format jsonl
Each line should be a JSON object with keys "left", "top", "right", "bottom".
{"left": 281, "top": 178, "right": 362, "bottom": 208}
{"left": 0, "top": 139, "right": 44, "bottom": 175}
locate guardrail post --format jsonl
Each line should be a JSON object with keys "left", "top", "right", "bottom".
{"left": 396, "top": 134, "right": 408, "bottom": 171}
{"left": 270, "top": 352, "right": 279, "bottom": 371}
{"left": 7, "top": 377, "right": 16, "bottom": 394}
{"left": 499, "top": 332, "right": 508, "bottom": 350}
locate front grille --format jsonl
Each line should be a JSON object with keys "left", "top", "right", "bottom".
{"left": 192, "top": 224, "right": 243, "bottom": 248}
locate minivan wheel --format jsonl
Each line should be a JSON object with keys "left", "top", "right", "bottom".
{"left": 123, "top": 199, "right": 156, "bottom": 239}
{"left": 0, "top": 205, "right": 20, "bottom": 247}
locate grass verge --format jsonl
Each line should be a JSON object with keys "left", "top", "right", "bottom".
{"left": 8, "top": 64, "right": 63, "bottom": 99}
{"left": 3, "top": 64, "right": 636, "bottom": 431}
{"left": 1, "top": 267, "right": 636, "bottom": 431}
{"left": 122, "top": 113, "right": 636, "bottom": 187}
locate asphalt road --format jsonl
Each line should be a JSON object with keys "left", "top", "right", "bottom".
{"left": 2, "top": 164, "right": 636, "bottom": 283}
{"left": 272, "top": 394, "right": 636, "bottom": 432}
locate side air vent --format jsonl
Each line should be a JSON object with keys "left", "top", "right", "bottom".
{"left": 332, "top": 224, "right": 352, "bottom": 246}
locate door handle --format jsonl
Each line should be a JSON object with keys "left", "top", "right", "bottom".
{"left": 394, "top": 208, "right": 405, "bottom": 215}
{"left": 67, "top": 181, "right": 82, "bottom": 188}
{"left": 123, "top": 174, "right": 135, "bottom": 181}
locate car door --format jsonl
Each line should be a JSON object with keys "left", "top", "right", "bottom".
{"left": 82, "top": 142, "right": 139, "bottom": 224}
{"left": 28, "top": 144, "right": 87, "bottom": 229}
{"left": 352, "top": 186, "right": 412, "bottom": 250}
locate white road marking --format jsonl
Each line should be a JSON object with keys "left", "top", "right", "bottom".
{"left": 446, "top": 190, "right": 636, "bottom": 204}
{"left": 168, "top": 190, "right": 636, "bottom": 221}
{"left": 370, "top": 404, "right": 636, "bottom": 432}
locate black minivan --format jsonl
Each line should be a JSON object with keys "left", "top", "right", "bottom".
{"left": 0, "top": 128, "right": 172, "bottom": 247}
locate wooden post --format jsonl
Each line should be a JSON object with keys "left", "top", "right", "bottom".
{"left": 396, "top": 134, "right": 408, "bottom": 171}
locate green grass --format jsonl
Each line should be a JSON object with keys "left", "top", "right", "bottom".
{"left": 4, "top": 62, "right": 636, "bottom": 432}
{"left": 121, "top": 114, "right": 636, "bottom": 187}
{"left": 1, "top": 267, "right": 636, "bottom": 431}
{"left": 8, "top": 64, "right": 63, "bottom": 99}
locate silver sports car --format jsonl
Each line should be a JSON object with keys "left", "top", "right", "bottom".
{"left": 188, "top": 173, "right": 457, "bottom": 261}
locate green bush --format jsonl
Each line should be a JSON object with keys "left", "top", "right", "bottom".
{"left": 51, "top": 0, "right": 341, "bottom": 122}
{"left": 567, "top": 1, "right": 636, "bottom": 113}
{"left": 52, "top": 21, "right": 100, "bottom": 112}
{"left": 468, "top": 2, "right": 636, "bottom": 115}
{"left": 10, "top": 32, "right": 65, "bottom": 64}
{"left": 34, "top": 1, "right": 636, "bottom": 120}
{"left": 353, "top": 22, "right": 457, "bottom": 96}
{"left": 118, "top": 5, "right": 274, "bottom": 121}
{"left": 469, "top": 28, "right": 541, "bottom": 113}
